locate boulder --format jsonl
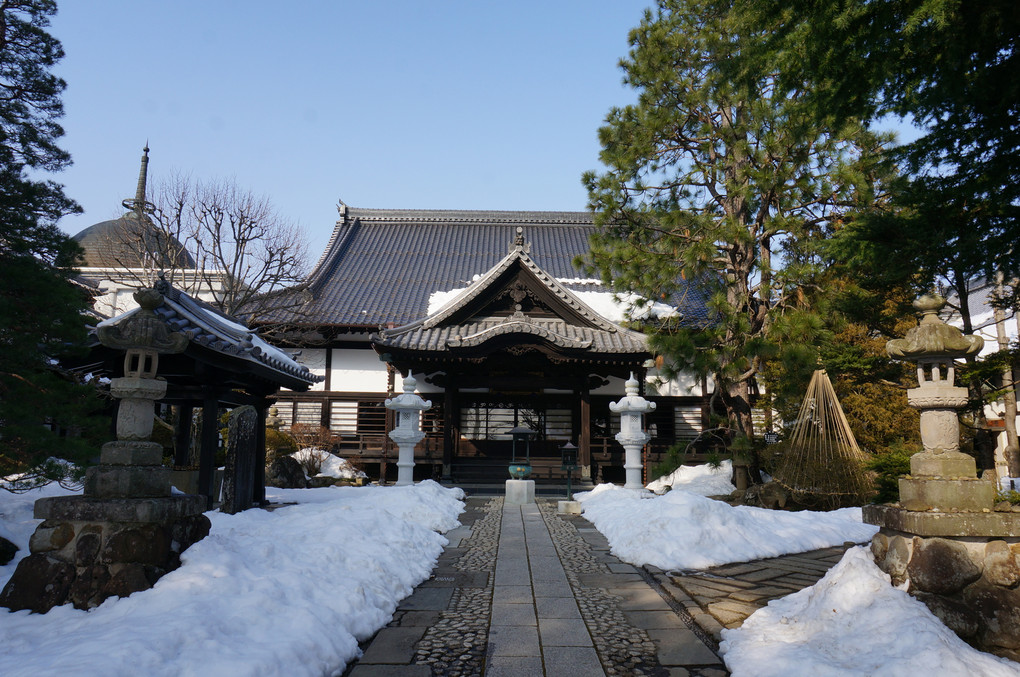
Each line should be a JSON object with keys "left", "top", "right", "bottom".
{"left": 0, "top": 536, "right": 18, "bottom": 566}
{"left": 907, "top": 537, "right": 982, "bottom": 595}
{"left": 963, "top": 582, "right": 1020, "bottom": 650}
{"left": 266, "top": 456, "right": 308, "bottom": 489}
{"left": 0, "top": 554, "right": 74, "bottom": 613}
{"left": 982, "top": 541, "right": 1020, "bottom": 587}
{"left": 912, "top": 591, "right": 980, "bottom": 639}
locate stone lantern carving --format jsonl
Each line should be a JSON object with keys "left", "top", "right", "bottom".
{"left": 385, "top": 375, "right": 432, "bottom": 486}
{"left": 885, "top": 293, "right": 992, "bottom": 510}
{"left": 610, "top": 373, "right": 656, "bottom": 490}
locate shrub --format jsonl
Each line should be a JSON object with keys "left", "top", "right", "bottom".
{"left": 866, "top": 441, "right": 919, "bottom": 503}
{"left": 265, "top": 428, "right": 298, "bottom": 463}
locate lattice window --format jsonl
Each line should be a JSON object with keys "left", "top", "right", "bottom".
{"left": 330, "top": 401, "right": 358, "bottom": 434}
{"left": 675, "top": 406, "right": 702, "bottom": 441}
{"left": 294, "top": 401, "right": 321, "bottom": 427}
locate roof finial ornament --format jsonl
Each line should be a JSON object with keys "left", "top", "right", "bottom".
{"left": 122, "top": 143, "right": 153, "bottom": 217}
{"left": 509, "top": 226, "right": 531, "bottom": 254}
{"left": 336, "top": 197, "right": 347, "bottom": 217}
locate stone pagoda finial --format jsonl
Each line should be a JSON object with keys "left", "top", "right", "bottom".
{"left": 121, "top": 144, "right": 152, "bottom": 217}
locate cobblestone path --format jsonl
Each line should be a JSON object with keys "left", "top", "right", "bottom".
{"left": 347, "top": 497, "right": 728, "bottom": 676}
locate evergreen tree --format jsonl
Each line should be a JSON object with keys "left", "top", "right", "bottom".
{"left": 0, "top": 0, "right": 102, "bottom": 486}
{"left": 735, "top": 0, "right": 1019, "bottom": 287}
{"left": 580, "top": 0, "right": 886, "bottom": 474}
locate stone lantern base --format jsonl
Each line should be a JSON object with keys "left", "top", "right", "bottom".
{"left": 0, "top": 494, "right": 209, "bottom": 613}
{"left": 865, "top": 505, "right": 1020, "bottom": 661}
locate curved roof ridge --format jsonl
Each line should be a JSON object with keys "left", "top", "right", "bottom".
{"left": 347, "top": 207, "right": 594, "bottom": 224}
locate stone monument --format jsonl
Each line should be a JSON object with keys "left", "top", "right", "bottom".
{"left": 385, "top": 375, "right": 432, "bottom": 487}
{"left": 0, "top": 288, "right": 210, "bottom": 612}
{"left": 864, "top": 293, "right": 1020, "bottom": 660}
{"left": 610, "top": 373, "right": 656, "bottom": 491}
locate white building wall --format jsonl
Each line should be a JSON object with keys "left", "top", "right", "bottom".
{"left": 329, "top": 349, "right": 389, "bottom": 393}
{"left": 295, "top": 348, "right": 327, "bottom": 392}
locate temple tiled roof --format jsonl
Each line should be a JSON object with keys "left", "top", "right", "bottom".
{"left": 93, "top": 280, "right": 321, "bottom": 390}
{"left": 273, "top": 207, "right": 709, "bottom": 328}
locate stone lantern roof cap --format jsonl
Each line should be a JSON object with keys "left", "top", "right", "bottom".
{"left": 886, "top": 294, "right": 984, "bottom": 361}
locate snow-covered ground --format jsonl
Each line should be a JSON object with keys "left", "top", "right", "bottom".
{"left": 1, "top": 464, "right": 1018, "bottom": 676}
{"left": 577, "top": 470, "right": 1020, "bottom": 676}
{"left": 646, "top": 458, "right": 736, "bottom": 495}
{"left": 0, "top": 481, "right": 463, "bottom": 677}
{"left": 720, "top": 547, "right": 1020, "bottom": 677}
{"left": 576, "top": 482, "right": 877, "bottom": 571}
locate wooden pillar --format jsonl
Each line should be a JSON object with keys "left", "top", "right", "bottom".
{"left": 173, "top": 404, "right": 194, "bottom": 467}
{"left": 579, "top": 388, "right": 591, "bottom": 481}
{"left": 442, "top": 385, "right": 457, "bottom": 480}
{"left": 254, "top": 399, "right": 267, "bottom": 506}
{"left": 198, "top": 396, "right": 219, "bottom": 507}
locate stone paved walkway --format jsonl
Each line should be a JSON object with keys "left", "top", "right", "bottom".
{"left": 653, "top": 544, "right": 856, "bottom": 641}
{"left": 347, "top": 496, "right": 727, "bottom": 676}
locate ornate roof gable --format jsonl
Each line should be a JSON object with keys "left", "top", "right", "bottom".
{"left": 376, "top": 228, "right": 649, "bottom": 355}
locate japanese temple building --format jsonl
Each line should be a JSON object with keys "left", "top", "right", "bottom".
{"left": 264, "top": 206, "right": 717, "bottom": 484}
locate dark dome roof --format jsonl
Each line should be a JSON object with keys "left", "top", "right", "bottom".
{"left": 73, "top": 214, "right": 196, "bottom": 269}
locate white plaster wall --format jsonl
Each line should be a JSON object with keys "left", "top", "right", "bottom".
{"left": 330, "top": 348, "right": 389, "bottom": 393}
{"left": 295, "top": 348, "right": 327, "bottom": 392}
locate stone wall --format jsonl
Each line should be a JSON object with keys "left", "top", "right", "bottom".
{"left": 871, "top": 528, "right": 1020, "bottom": 661}
{"left": 0, "top": 506, "right": 209, "bottom": 613}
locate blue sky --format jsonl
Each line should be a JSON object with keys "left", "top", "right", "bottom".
{"left": 50, "top": 1, "right": 653, "bottom": 256}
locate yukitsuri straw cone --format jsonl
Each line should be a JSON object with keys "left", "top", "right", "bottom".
{"left": 772, "top": 369, "right": 872, "bottom": 508}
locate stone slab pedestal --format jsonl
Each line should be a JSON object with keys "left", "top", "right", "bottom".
{"left": 557, "top": 500, "right": 582, "bottom": 515}
{"left": 505, "top": 479, "right": 535, "bottom": 505}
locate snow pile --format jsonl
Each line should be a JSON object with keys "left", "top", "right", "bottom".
{"left": 646, "top": 459, "right": 736, "bottom": 495}
{"left": 0, "top": 481, "right": 464, "bottom": 677}
{"left": 290, "top": 448, "right": 367, "bottom": 479}
{"left": 425, "top": 278, "right": 680, "bottom": 322}
{"left": 427, "top": 286, "right": 471, "bottom": 315}
{"left": 575, "top": 484, "right": 877, "bottom": 570}
{"left": 720, "top": 547, "right": 1020, "bottom": 677}
{"left": 571, "top": 289, "right": 679, "bottom": 322}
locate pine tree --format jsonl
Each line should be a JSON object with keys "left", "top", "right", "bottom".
{"left": 0, "top": 0, "right": 102, "bottom": 486}
{"left": 580, "top": 0, "right": 887, "bottom": 475}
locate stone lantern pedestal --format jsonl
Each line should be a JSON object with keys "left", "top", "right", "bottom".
{"left": 863, "top": 294, "right": 1020, "bottom": 660}
{"left": 0, "top": 289, "right": 210, "bottom": 613}
{"left": 385, "top": 376, "right": 432, "bottom": 487}
{"left": 610, "top": 374, "right": 655, "bottom": 491}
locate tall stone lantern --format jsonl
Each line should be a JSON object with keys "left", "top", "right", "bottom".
{"left": 884, "top": 293, "right": 991, "bottom": 510}
{"left": 863, "top": 294, "right": 1020, "bottom": 660}
{"left": 385, "top": 375, "right": 432, "bottom": 486}
{"left": 611, "top": 373, "right": 656, "bottom": 490}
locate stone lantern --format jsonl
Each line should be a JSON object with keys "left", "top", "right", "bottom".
{"left": 610, "top": 373, "right": 656, "bottom": 490}
{"left": 385, "top": 375, "right": 432, "bottom": 486}
{"left": 864, "top": 294, "right": 1020, "bottom": 660}
{"left": 0, "top": 287, "right": 210, "bottom": 613}
{"left": 884, "top": 293, "right": 991, "bottom": 511}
